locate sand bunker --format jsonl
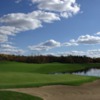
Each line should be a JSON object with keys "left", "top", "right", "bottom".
{"left": 5, "top": 80, "right": 100, "bottom": 100}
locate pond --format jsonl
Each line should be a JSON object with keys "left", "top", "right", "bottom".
{"left": 73, "top": 68, "right": 100, "bottom": 77}
{"left": 52, "top": 68, "right": 100, "bottom": 77}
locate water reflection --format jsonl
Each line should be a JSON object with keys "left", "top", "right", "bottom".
{"left": 73, "top": 68, "right": 100, "bottom": 77}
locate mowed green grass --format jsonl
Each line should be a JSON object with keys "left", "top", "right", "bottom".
{"left": 1, "top": 61, "right": 100, "bottom": 73}
{"left": 0, "top": 61, "right": 100, "bottom": 88}
{"left": 0, "top": 91, "right": 43, "bottom": 100}
{"left": 0, "top": 72, "right": 97, "bottom": 88}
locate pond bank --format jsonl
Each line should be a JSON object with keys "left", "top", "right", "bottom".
{"left": 51, "top": 67, "right": 100, "bottom": 77}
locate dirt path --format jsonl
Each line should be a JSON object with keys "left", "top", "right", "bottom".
{"left": 4, "top": 80, "right": 100, "bottom": 100}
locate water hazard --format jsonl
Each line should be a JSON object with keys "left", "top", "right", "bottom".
{"left": 52, "top": 68, "right": 100, "bottom": 77}
{"left": 73, "top": 68, "right": 100, "bottom": 77}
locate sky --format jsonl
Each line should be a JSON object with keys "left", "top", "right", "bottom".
{"left": 0, "top": 0, "right": 100, "bottom": 57}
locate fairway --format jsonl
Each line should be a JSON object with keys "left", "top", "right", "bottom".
{"left": 0, "top": 61, "right": 100, "bottom": 88}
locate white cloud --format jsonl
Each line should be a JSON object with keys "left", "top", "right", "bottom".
{"left": 96, "top": 32, "right": 100, "bottom": 35}
{"left": 0, "top": 10, "right": 61, "bottom": 42}
{"left": 0, "top": 35, "right": 8, "bottom": 43}
{"left": 0, "top": 44, "right": 16, "bottom": 49}
{"left": 0, "top": 44, "right": 25, "bottom": 55}
{"left": 77, "top": 35, "right": 100, "bottom": 44}
{"left": 45, "top": 49, "right": 100, "bottom": 58}
{"left": 0, "top": 0, "right": 80, "bottom": 43}
{"left": 65, "top": 50, "right": 100, "bottom": 58}
{"left": 28, "top": 39, "right": 61, "bottom": 51}
{"left": 87, "top": 49, "right": 100, "bottom": 57}
{"left": 0, "top": 12, "right": 42, "bottom": 35}
{"left": 63, "top": 39, "right": 78, "bottom": 46}
{"left": 56, "top": 51, "right": 85, "bottom": 56}
{"left": 0, "top": 0, "right": 80, "bottom": 55}
{"left": 15, "top": 0, "right": 22, "bottom": 3}
{"left": 31, "top": 0, "right": 80, "bottom": 18}
{"left": 28, "top": 34, "right": 100, "bottom": 52}
{"left": 64, "top": 35, "right": 100, "bottom": 46}
{"left": 29, "top": 10, "right": 60, "bottom": 23}
{"left": 0, "top": 11, "right": 61, "bottom": 34}
{"left": 0, "top": 26, "right": 18, "bottom": 36}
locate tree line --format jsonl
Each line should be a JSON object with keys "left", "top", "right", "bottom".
{"left": 0, "top": 54, "right": 100, "bottom": 63}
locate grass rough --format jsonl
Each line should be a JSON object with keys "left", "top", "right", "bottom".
{"left": 0, "top": 91, "right": 43, "bottom": 100}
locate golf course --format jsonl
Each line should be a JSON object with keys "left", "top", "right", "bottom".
{"left": 0, "top": 61, "right": 100, "bottom": 88}
{"left": 0, "top": 61, "right": 100, "bottom": 100}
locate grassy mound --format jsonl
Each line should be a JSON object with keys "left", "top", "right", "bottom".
{"left": 0, "top": 91, "right": 43, "bottom": 100}
{"left": 0, "top": 72, "right": 98, "bottom": 88}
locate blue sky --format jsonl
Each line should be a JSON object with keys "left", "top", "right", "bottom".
{"left": 0, "top": 0, "right": 100, "bottom": 57}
